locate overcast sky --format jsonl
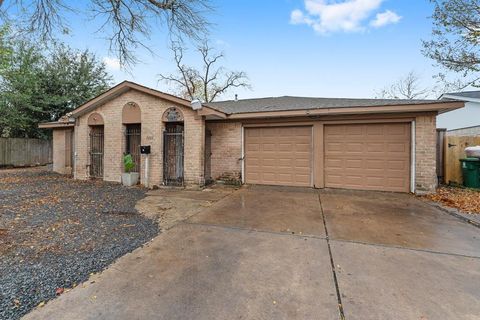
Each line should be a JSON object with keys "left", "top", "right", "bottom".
{"left": 59, "top": 0, "right": 440, "bottom": 100}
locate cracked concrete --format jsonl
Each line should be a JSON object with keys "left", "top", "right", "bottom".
{"left": 24, "top": 186, "right": 480, "bottom": 320}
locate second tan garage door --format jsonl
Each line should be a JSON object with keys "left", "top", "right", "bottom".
{"left": 245, "top": 126, "right": 312, "bottom": 187}
{"left": 324, "top": 123, "right": 411, "bottom": 192}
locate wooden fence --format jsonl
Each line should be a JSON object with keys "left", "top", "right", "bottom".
{"left": 443, "top": 135, "right": 480, "bottom": 185}
{"left": 0, "top": 138, "right": 52, "bottom": 167}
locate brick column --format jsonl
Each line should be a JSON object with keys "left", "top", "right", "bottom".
{"left": 415, "top": 114, "right": 437, "bottom": 194}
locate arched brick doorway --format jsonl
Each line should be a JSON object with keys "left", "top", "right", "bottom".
{"left": 162, "top": 107, "right": 184, "bottom": 186}
{"left": 87, "top": 112, "right": 104, "bottom": 178}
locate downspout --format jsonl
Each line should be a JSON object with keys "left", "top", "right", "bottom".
{"left": 411, "top": 120, "right": 416, "bottom": 193}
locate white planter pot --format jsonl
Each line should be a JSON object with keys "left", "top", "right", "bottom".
{"left": 122, "top": 172, "right": 140, "bottom": 186}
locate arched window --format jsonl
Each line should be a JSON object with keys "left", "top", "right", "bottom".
{"left": 122, "top": 102, "right": 141, "bottom": 124}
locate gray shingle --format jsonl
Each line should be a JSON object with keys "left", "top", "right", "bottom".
{"left": 206, "top": 96, "right": 445, "bottom": 114}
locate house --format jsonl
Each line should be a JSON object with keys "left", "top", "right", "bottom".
{"left": 438, "top": 91, "right": 480, "bottom": 135}
{"left": 39, "top": 81, "right": 464, "bottom": 194}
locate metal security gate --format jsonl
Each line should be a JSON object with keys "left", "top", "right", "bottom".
{"left": 125, "top": 124, "right": 141, "bottom": 172}
{"left": 89, "top": 126, "right": 104, "bottom": 178}
{"left": 163, "top": 124, "right": 184, "bottom": 186}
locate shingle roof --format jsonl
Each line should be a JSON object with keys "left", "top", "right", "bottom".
{"left": 206, "top": 96, "right": 446, "bottom": 115}
{"left": 443, "top": 91, "right": 480, "bottom": 100}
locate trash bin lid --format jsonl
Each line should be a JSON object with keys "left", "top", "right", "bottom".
{"left": 460, "top": 157, "right": 480, "bottom": 162}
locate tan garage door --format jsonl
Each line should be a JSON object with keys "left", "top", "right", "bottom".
{"left": 245, "top": 126, "right": 312, "bottom": 187}
{"left": 324, "top": 123, "right": 411, "bottom": 192}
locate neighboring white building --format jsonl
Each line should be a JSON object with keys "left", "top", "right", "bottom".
{"left": 438, "top": 91, "right": 480, "bottom": 135}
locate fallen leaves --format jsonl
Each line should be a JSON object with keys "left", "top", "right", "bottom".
{"left": 423, "top": 187, "right": 480, "bottom": 214}
{"left": 1, "top": 167, "right": 157, "bottom": 320}
{"left": 13, "top": 299, "right": 21, "bottom": 308}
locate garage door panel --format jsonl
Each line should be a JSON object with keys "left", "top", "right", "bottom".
{"left": 366, "top": 143, "right": 384, "bottom": 152}
{"left": 345, "top": 143, "right": 363, "bottom": 152}
{"left": 295, "top": 144, "right": 311, "bottom": 152}
{"left": 325, "top": 158, "right": 343, "bottom": 169}
{"left": 324, "top": 123, "right": 411, "bottom": 193}
{"left": 387, "top": 160, "right": 409, "bottom": 170}
{"left": 387, "top": 142, "right": 409, "bottom": 153}
{"left": 325, "top": 142, "right": 343, "bottom": 153}
{"left": 295, "top": 158, "right": 311, "bottom": 168}
{"left": 365, "top": 159, "right": 385, "bottom": 170}
{"left": 346, "top": 126, "right": 363, "bottom": 136}
{"left": 295, "top": 174, "right": 312, "bottom": 184}
{"left": 245, "top": 126, "right": 312, "bottom": 187}
{"left": 366, "top": 125, "right": 383, "bottom": 135}
{"left": 345, "top": 159, "right": 363, "bottom": 169}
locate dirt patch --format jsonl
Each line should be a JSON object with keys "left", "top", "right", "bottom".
{"left": 423, "top": 186, "right": 480, "bottom": 215}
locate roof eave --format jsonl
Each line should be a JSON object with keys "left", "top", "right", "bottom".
{"left": 38, "top": 122, "right": 75, "bottom": 129}
{"left": 223, "top": 101, "right": 465, "bottom": 119}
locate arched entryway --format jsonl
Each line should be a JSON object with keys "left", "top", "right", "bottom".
{"left": 122, "top": 102, "right": 141, "bottom": 173}
{"left": 162, "top": 107, "right": 184, "bottom": 186}
{"left": 87, "top": 112, "right": 104, "bottom": 178}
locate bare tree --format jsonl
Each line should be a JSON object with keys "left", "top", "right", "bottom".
{"left": 0, "top": 0, "right": 212, "bottom": 66}
{"left": 423, "top": 0, "right": 480, "bottom": 89}
{"left": 159, "top": 41, "right": 251, "bottom": 102}
{"left": 376, "top": 71, "right": 430, "bottom": 99}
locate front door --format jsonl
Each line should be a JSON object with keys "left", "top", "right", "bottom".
{"left": 163, "top": 123, "right": 184, "bottom": 186}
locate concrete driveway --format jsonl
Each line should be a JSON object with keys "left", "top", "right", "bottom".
{"left": 24, "top": 186, "right": 480, "bottom": 320}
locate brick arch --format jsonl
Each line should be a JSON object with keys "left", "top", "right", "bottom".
{"left": 162, "top": 107, "right": 184, "bottom": 122}
{"left": 87, "top": 112, "right": 104, "bottom": 126}
{"left": 122, "top": 102, "right": 141, "bottom": 124}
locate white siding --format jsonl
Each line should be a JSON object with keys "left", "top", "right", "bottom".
{"left": 437, "top": 101, "right": 480, "bottom": 130}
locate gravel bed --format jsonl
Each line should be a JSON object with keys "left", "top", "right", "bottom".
{"left": 0, "top": 167, "right": 159, "bottom": 320}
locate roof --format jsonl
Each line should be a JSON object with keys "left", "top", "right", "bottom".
{"left": 206, "top": 96, "right": 455, "bottom": 115}
{"left": 70, "top": 81, "right": 193, "bottom": 117}
{"left": 441, "top": 90, "right": 480, "bottom": 103}
{"left": 39, "top": 81, "right": 466, "bottom": 130}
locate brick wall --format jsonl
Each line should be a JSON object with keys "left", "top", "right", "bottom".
{"left": 415, "top": 113, "right": 437, "bottom": 194}
{"left": 206, "top": 121, "right": 242, "bottom": 181}
{"left": 74, "top": 90, "right": 204, "bottom": 186}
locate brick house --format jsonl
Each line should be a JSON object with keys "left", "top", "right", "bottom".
{"left": 40, "top": 81, "right": 464, "bottom": 194}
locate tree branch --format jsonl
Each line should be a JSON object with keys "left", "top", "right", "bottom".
{"left": 158, "top": 41, "right": 250, "bottom": 102}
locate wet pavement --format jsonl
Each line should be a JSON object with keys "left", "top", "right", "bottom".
{"left": 23, "top": 224, "right": 339, "bottom": 320}
{"left": 320, "top": 188, "right": 480, "bottom": 257}
{"left": 331, "top": 241, "right": 480, "bottom": 320}
{"left": 23, "top": 186, "right": 480, "bottom": 320}
{"left": 188, "top": 185, "right": 325, "bottom": 236}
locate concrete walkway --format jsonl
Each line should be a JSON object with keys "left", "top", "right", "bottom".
{"left": 24, "top": 186, "right": 480, "bottom": 320}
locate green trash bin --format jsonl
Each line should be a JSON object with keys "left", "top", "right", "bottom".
{"left": 459, "top": 158, "right": 480, "bottom": 189}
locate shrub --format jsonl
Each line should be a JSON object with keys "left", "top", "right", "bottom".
{"left": 123, "top": 154, "right": 135, "bottom": 173}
